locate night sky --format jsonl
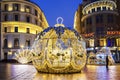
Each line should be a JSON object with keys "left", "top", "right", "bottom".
{"left": 31, "top": 0, "right": 82, "bottom": 28}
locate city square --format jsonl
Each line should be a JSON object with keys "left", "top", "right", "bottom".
{"left": 0, "top": 0, "right": 120, "bottom": 80}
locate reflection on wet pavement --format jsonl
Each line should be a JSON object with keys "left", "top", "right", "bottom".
{"left": 0, "top": 63, "right": 120, "bottom": 80}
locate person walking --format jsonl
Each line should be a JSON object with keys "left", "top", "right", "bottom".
{"left": 106, "top": 55, "right": 109, "bottom": 69}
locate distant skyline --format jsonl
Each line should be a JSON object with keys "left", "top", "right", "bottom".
{"left": 31, "top": 0, "right": 82, "bottom": 28}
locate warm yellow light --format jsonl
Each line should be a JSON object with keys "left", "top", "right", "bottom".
{"left": 89, "top": 39, "right": 94, "bottom": 47}
{"left": 21, "top": 7, "right": 25, "bottom": 12}
{"left": 20, "top": 45, "right": 24, "bottom": 48}
{"left": 8, "top": 5, "right": 12, "bottom": 11}
{"left": 8, "top": 51, "right": 12, "bottom": 55}
{"left": 8, "top": 43, "right": 12, "bottom": 48}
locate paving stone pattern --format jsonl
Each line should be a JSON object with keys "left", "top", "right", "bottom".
{"left": 0, "top": 63, "right": 120, "bottom": 80}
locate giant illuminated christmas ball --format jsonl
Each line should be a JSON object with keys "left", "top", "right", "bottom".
{"left": 32, "top": 17, "right": 86, "bottom": 73}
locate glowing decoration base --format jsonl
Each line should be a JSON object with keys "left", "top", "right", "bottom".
{"left": 32, "top": 17, "right": 86, "bottom": 73}
{"left": 15, "top": 49, "right": 33, "bottom": 64}
{"left": 87, "top": 47, "right": 114, "bottom": 65}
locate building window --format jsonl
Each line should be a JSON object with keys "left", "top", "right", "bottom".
{"left": 26, "top": 28, "right": 30, "bottom": 33}
{"left": 116, "top": 38, "right": 120, "bottom": 47}
{"left": 25, "top": 6, "right": 30, "bottom": 13}
{"left": 86, "top": 17, "right": 92, "bottom": 25}
{"left": 4, "top": 14, "right": 8, "bottom": 21}
{"left": 100, "top": 39, "right": 105, "bottom": 47}
{"left": 102, "top": 7, "right": 106, "bottom": 11}
{"left": 107, "top": 14, "right": 113, "bottom": 23}
{"left": 14, "top": 38, "right": 19, "bottom": 48}
{"left": 15, "top": 27, "right": 18, "bottom": 32}
{"left": 92, "top": 8, "right": 95, "bottom": 13}
{"left": 97, "top": 7, "right": 101, "bottom": 12}
{"left": 89, "top": 39, "right": 94, "bottom": 47}
{"left": 25, "top": 40, "right": 30, "bottom": 47}
{"left": 4, "top": 27, "right": 7, "bottom": 32}
{"left": 107, "top": 38, "right": 116, "bottom": 47}
{"left": 26, "top": 16, "right": 30, "bottom": 22}
{"left": 13, "top": 4, "right": 20, "bottom": 11}
{"left": 96, "top": 15, "right": 103, "bottom": 23}
{"left": 108, "top": 7, "right": 110, "bottom": 10}
{"left": 14, "top": 14, "right": 19, "bottom": 21}
{"left": 4, "top": 39, "right": 8, "bottom": 48}
{"left": 4, "top": 4, "right": 8, "bottom": 11}
{"left": 35, "top": 9, "right": 38, "bottom": 16}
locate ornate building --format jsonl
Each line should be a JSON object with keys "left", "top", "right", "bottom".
{"left": 74, "top": 0, "right": 120, "bottom": 62}
{"left": 0, "top": 0, "right": 49, "bottom": 60}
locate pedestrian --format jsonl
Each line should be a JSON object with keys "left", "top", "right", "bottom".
{"left": 106, "top": 55, "right": 109, "bottom": 69}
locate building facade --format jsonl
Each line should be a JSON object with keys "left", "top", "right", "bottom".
{"left": 74, "top": 0, "right": 120, "bottom": 62}
{"left": 0, "top": 0, "right": 49, "bottom": 60}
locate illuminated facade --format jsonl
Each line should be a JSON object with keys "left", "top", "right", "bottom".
{"left": 0, "top": 0, "right": 49, "bottom": 60}
{"left": 74, "top": 0, "right": 120, "bottom": 62}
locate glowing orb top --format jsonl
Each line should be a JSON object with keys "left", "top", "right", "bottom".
{"left": 32, "top": 17, "right": 86, "bottom": 73}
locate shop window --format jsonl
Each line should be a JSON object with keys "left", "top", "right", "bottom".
{"left": 107, "top": 38, "right": 116, "bottom": 47}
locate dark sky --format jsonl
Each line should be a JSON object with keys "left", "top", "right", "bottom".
{"left": 31, "top": 0, "right": 82, "bottom": 28}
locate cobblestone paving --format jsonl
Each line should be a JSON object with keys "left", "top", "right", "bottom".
{"left": 0, "top": 63, "right": 120, "bottom": 80}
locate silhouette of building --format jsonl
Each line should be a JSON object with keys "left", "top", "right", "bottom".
{"left": 0, "top": 0, "right": 49, "bottom": 60}
{"left": 74, "top": 0, "right": 120, "bottom": 62}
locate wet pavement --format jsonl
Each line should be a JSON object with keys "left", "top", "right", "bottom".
{"left": 0, "top": 63, "right": 120, "bottom": 80}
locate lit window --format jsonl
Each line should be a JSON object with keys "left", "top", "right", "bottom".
{"left": 89, "top": 39, "right": 94, "bottom": 47}
{"left": 15, "top": 27, "right": 18, "bottom": 32}
{"left": 26, "top": 28, "right": 30, "bottom": 33}
{"left": 100, "top": 39, "right": 105, "bottom": 47}
{"left": 25, "top": 6, "right": 30, "bottom": 13}
{"left": 116, "top": 38, "right": 120, "bottom": 47}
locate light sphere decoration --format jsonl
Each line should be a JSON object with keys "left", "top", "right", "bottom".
{"left": 32, "top": 17, "right": 87, "bottom": 73}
